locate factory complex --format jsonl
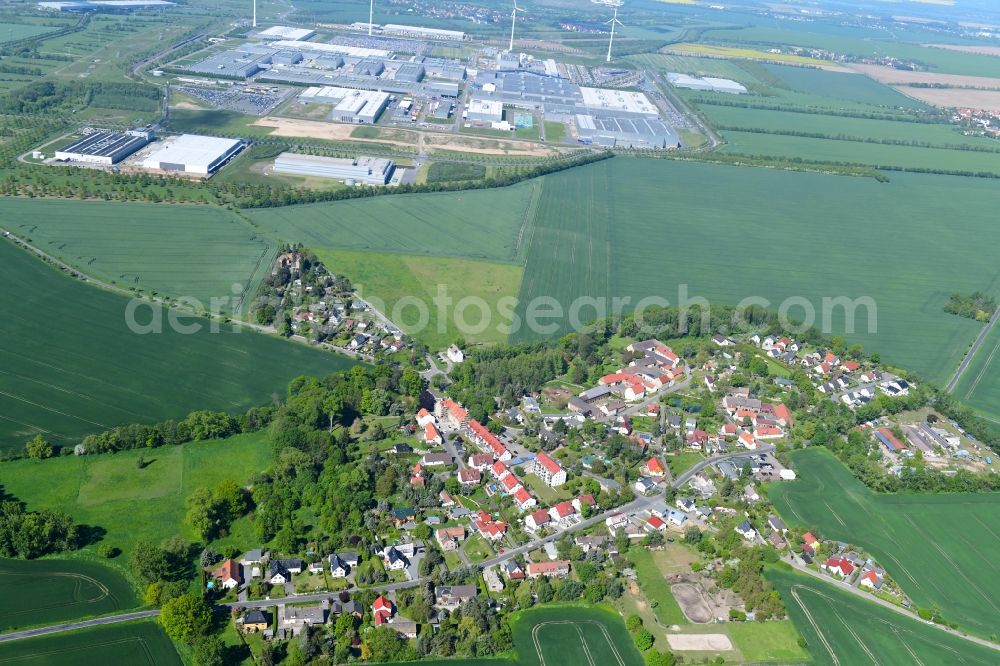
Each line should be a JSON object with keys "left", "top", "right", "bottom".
{"left": 666, "top": 73, "right": 748, "bottom": 94}
{"left": 273, "top": 153, "right": 397, "bottom": 185}
{"left": 139, "top": 134, "right": 244, "bottom": 175}
{"left": 55, "top": 129, "right": 152, "bottom": 165}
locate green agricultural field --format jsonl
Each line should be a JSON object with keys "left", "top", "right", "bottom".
{"left": 0, "top": 558, "right": 136, "bottom": 631}
{"left": 631, "top": 550, "right": 687, "bottom": 626}
{"left": 0, "top": 620, "right": 181, "bottom": 665}
{"left": 701, "top": 105, "right": 994, "bottom": 147}
{"left": 0, "top": 240, "right": 354, "bottom": 449}
{"left": 718, "top": 130, "right": 1000, "bottom": 176}
{"left": 761, "top": 64, "right": 927, "bottom": 108}
{"left": 244, "top": 180, "right": 540, "bottom": 263}
{"left": 769, "top": 448, "right": 1000, "bottom": 638}
{"left": 1, "top": 199, "right": 277, "bottom": 314}
{"left": 511, "top": 158, "right": 999, "bottom": 385}
{"left": 0, "top": 431, "right": 271, "bottom": 568}
{"left": 313, "top": 248, "right": 523, "bottom": 348}
{"left": 953, "top": 322, "right": 1000, "bottom": 422}
{"left": 628, "top": 52, "right": 761, "bottom": 84}
{"left": 768, "top": 567, "right": 1000, "bottom": 666}
{"left": 726, "top": 620, "right": 809, "bottom": 663}
{"left": 0, "top": 22, "right": 58, "bottom": 43}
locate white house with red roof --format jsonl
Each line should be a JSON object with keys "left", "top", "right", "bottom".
{"left": 738, "top": 432, "right": 759, "bottom": 450}
{"left": 491, "top": 460, "right": 510, "bottom": 480}
{"left": 532, "top": 451, "right": 567, "bottom": 487}
{"left": 823, "top": 556, "right": 855, "bottom": 578}
{"left": 416, "top": 408, "right": 435, "bottom": 427}
{"left": 525, "top": 508, "right": 550, "bottom": 531}
{"left": 373, "top": 595, "right": 395, "bottom": 625}
{"left": 599, "top": 371, "right": 646, "bottom": 400}
{"left": 513, "top": 487, "right": 536, "bottom": 510}
{"left": 643, "top": 457, "right": 665, "bottom": 477}
{"left": 859, "top": 568, "right": 884, "bottom": 590}
{"left": 436, "top": 399, "right": 469, "bottom": 429}
{"left": 646, "top": 515, "right": 666, "bottom": 531}
{"left": 500, "top": 473, "right": 522, "bottom": 495}
{"left": 474, "top": 511, "right": 508, "bottom": 541}
{"left": 572, "top": 494, "right": 596, "bottom": 513}
{"left": 753, "top": 425, "right": 784, "bottom": 440}
{"left": 469, "top": 419, "right": 511, "bottom": 461}
{"left": 423, "top": 422, "right": 443, "bottom": 446}
{"left": 773, "top": 404, "right": 793, "bottom": 428}
{"left": 548, "top": 501, "right": 576, "bottom": 523}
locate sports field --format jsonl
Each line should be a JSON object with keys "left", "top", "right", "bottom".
{"left": 510, "top": 158, "right": 998, "bottom": 385}
{"left": 1, "top": 199, "right": 277, "bottom": 314}
{"left": 312, "top": 249, "right": 523, "bottom": 348}
{"left": 0, "top": 558, "right": 136, "bottom": 631}
{"left": 0, "top": 620, "right": 181, "bottom": 665}
{"left": 0, "top": 240, "right": 354, "bottom": 450}
{"left": 953, "top": 322, "right": 1000, "bottom": 422}
{"left": 769, "top": 448, "right": 1000, "bottom": 638}
{"left": 768, "top": 568, "right": 1000, "bottom": 666}
{"left": 0, "top": 431, "right": 271, "bottom": 562}
{"left": 243, "top": 180, "right": 539, "bottom": 263}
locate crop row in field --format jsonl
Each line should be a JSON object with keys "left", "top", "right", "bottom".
{"left": 701, "top": 105, "right": 989, "bottom": 146}
{"left": 510, "top": 157, "right": 998, "bottom": 385}
{"left": 718, "top": 130, "right": 1000, "bottom": 175}
{"left": 702, "top": 25, "right": 1000, "bottom": 77}
{"left": 768, "top": 567, "right": 1000, "bottom": 666}
{"left": 0, "top": 239, "right": 354, "bottom": 450}
{"left": 761, "top": 63, "right": 927, "bottom": 109}
{"left": 313, "top": 249, "right": 523, "bottom": 349}
{"left": 0, "top": 558, "right": 136, "bottom": 631}
{"left": 0, "top": 620, "right": 181, "bottom": 665}
{"left": 1, "top": 199, "right": 276, "bottom": 315}
{"left": 769, "top": 448, "right": 1000, "bottom": 639}
{"left": 244, "top": 180, "right": 540, "bottom": 263}
{"left": 0, "top": 431, "right": 271, "bottom": 569}
{"left": 954, "top": 320, "right": 1000, "bottom": 423}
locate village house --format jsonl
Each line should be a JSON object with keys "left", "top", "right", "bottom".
{"left": 548, "top": 501, "right": 576, "bottom": 524}
{"left": 282, "top": 603, "right": 327, "bottom": 636}
{"left": 735, "top": 520, "right": 757, "bottom": 541}
{"left": 436, "top": 527, "right": 466, "bottom": 552}
{"left": 513, "top": 486, "right": 537, "bottom": 510}
{"left": 212, "top": 559, "right": 241, "bottom": 590}
{"left": 525, "top": 508, "right": 551, "bottom": 531}
{"left": 643, "top": 457, "right": 665, "bottom": 477}
{"left": 458, "top": 467, "right": 481, "bottom": 485}
{"left": 526, "top": 560, "right": 571, "bottom": 579}
{"left": 239, "top": 609, "right": 270, "bottom": 634}
{"left": 823, "top": 556, "right": 855, "bottom": 578}
{"left": 434, "top": 585, "right": 477, "bottom": 610}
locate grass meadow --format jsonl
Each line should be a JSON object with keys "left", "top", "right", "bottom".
{"left": 0, "top": 558, "right": 136, "bottom": 631}
{"left": 312, "top": 248, "right": 523, "bottom": 348}
{"left": 0, "top": 432, "right": 272, "bottom": 578}
{"left": 0, "top": 22, "right": 59, "bottom": 44}
{"left": 768, "top": 567, "right": 1000, "bottom": 666}
{"left": 1, "top": 199, "right": 277, "bottom": 315}
{"left": 761, "top": 63, "right": 928, "bottom": 109}
{"left": 768, "top": 448, "right": 1000, "bottom": 638}
{"left": 0, "top": 240, "right": 354, "bottom": 450}
{"left": 665, "top": 43, "right": 835, "bottom": 67}
{"left": 631, "top": 549, "right": 687, "bottom": 626}
{"left": 954, "top": 323, "right": 1000, "bottom": 423}
{"left": 510, "top": 158, "right": 998, "bottom": 385}
{"left": 0, "top": 620, "right": 181, "bottom": 665}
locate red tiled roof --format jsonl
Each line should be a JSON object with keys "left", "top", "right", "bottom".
{"left": 646, "top": 457, "right": 664, "bottom": 474}
{"left": 424, "top": 422, "right": 440, "bottom": 442}
{"left": 502, "top": 474, "right": 521, "bottom": 491}
{"left": 576, "top": 494, "right": 596, "bottom": 507}
{"left": 647, "top": 515, "right": 665, "bottom": 529}
{"left": 514, "top": 487, "right": 534, "bottom": 505}
{"left": 529, "top": 509, "right": 550, "bottom": 525}
{"left": 552, "top": 501, "right": 574, "bottom": 518}
{"left": 536, "top": 451, "right": 562, "bottom": 475}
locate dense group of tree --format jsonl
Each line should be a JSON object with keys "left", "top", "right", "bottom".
{"left": 944, "top": 291, "right": 997, "bottom": 322}
{"left": 0, "top": 81, "right": 160, "bottom": 115}
{"left": 0, "top": 497, "right": 79, "bottom": 559}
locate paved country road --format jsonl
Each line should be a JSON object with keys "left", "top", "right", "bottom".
{"left": 781, "top": 554, "right": 1000, "bottom": 653}
{"left": 0, "top": 610, "right": 160, "bottom": 643}
{"left": 946, "top": 305, "right": 1000, "bottom": 393}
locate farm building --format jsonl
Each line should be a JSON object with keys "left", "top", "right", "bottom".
{"left": 274, "top": 153, "right": 396, "bottom": 185}
{"left": 466, "top": 98, "right": 503, "bottom": 122}
{"left": 54, "top": 130, "right": 152, "bottom": 165}
{"left": 140, "top": 134, "right": 243, "bottom": 175}
{"left": 257, "top": 25, "right": 316, "bottom": 41}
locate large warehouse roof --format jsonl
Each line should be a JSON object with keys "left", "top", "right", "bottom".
{"left": 579, "top": 87, "right": 658, "bottom": 116}
{"left": 257, "top": 25, "right": 315, "bottom": 41}
{"left": 141, "top": 135, "right": 242, "bottom": 172}
{"left": 271, "top": 40, "right": 389, "bottom": 59}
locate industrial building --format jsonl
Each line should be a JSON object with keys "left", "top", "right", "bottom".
{"left": 299, "top": 86, "right": 390, "bottom": 123}
{"left": 476, "top": 71, "right": 582, "bottom": 113}
{"left": 394, "top": 62, "right": 425, "bottom": 83}
{"left": 54, "top": 129, "right": 152, "bottom": 165}
{"left": 578, "top": 87, "right": 658, "bottom": 116}
{"left": 187, "top": 50, "right": 271, "bottom": 78}
{"left": 140, "top": 134, "right": 243, "bottom": 175}
{"left": 270, "top": 39, "right": 389, "bottom": 59}
{"left": 667, "top": 73, "right": 747, "bottom": 94}
{"left": 271, "top": 50, "right": 303, "bottom": 66}
{"left": 354, "top": 58, "right": 385, "bottom": 77}
{"left": 273, "top": 153, "right": 395, "bottom": 185}
{"left": 466, "top": 98, "right": 504, "bottom": 123}
{"left": 575, "top": 114, "right": 680, "bottom": 149}
{"left": 257, "top": 26, "right": 316, "bottom": 41}
{"left": 380, "top": 24, "right": 465, "bottom": 41}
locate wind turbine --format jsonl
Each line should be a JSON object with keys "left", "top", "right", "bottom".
{"left": 252, "top": 0, "right": 256, "bottom": 29}
{"left": 368, "top": 0, "right": 374, "bottom": 36}
{"left": 606, "top": 2, "right": 623, "bottom": 63}
{"left": 508, "top": 0, "right": 525, "bottom": 53}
